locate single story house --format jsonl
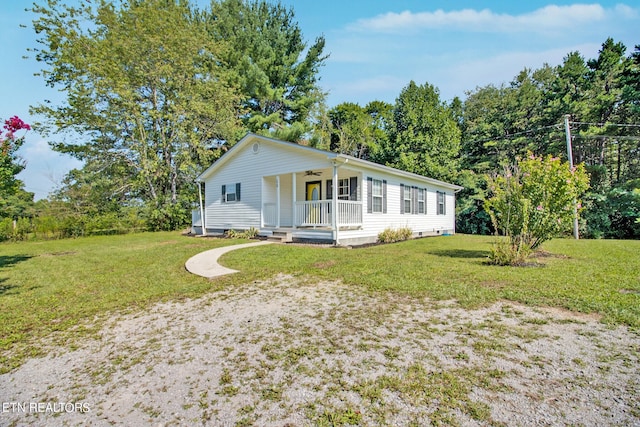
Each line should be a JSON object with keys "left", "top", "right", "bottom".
{"left": 193, "top": 133, "right": 463, "bottom": 245}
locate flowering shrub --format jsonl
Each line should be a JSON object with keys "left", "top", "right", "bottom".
{"left": 1, "top": 115, "right": 31, "bottom": 198}
{"left": 3, "top": 116, "right": 31, "bottom": 136}
{"left": 484, "top": 154, "right": 589, "bottom": 265}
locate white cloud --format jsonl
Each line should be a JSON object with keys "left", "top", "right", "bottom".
{"left": 18, "top": 137, "right": 52, "bottom": 156}
{"left": 613, "top": 4, "right": 639, "bottom": 18}
{"left": 349, "top": 3, "right": 633, "bottom": 34}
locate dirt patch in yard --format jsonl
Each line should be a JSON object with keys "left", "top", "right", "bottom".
{"left": 1, "top": 274, "right": 639, "bottom": 426}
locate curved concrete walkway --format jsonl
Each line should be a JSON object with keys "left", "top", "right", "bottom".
{"left": 185, "top": 241, "right": 274, "bottom": 278}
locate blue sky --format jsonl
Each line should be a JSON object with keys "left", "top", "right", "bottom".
{"left": 1, "top": 1, "right": 638, "bottom": 200}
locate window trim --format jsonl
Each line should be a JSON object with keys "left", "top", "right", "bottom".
{"left": 338, "top": 178, "right": 350, "bottom": 200}
{"left": 418, "top": 188, "right": 426, "bottom": 214}
{"left": 222, "top": 183, "right": 241, "bottom": 203}
{"left": 402, "top": 184, "right": 412, "bottom": 214}
{"left": 437, "top": 191, "right": 446, "bottom": 215}
{"left": 372, "top": 179, "right": 383, "bottom": 213}
{"left": 367, "top": 177, "right": 386, "bottom": 214}
{"left": 327, "top": 177, "right": 359, "bottom": 201}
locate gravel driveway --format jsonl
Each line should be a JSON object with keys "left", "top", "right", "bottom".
{"left": 2, "top": 274, "right": 639, "bottom": 426}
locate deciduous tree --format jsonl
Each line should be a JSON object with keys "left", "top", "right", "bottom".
{"left": 328, "top": 101, "right": 392, "bottom": 160}
{"left": 0, "top": 116, "right": 31, "bottom": 200}
{"left": 485, "top": 154, "right": 589, "bottom": 265}
{"left": 382, "top": 81, "right": 460, "bottom": 182}
{"left": 31, "top": 0, "right": 241, "bottom": 229}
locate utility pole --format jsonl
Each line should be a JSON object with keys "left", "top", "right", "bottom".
{"left": 564, "top": 114, "right": 579, "bottom": 240}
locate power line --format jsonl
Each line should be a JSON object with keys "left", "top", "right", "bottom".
{"left": 571, "top": 121, "right": 640, "bottom": 129}
{"left": 464, "top": 120, "right": 640, "bottom": 146}
{"left": 464, "top": 123, "right": 563, "bottom": 145}
{"left": 574, "top": 135, "right": 640, "bottom": 141}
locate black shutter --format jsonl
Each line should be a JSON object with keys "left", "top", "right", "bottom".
{"left": 412, "top": 186, "right": 418, "bottom": 215}
{"left": 443, "top": 192, "right": 447, "bottom": 215}
{"left": 367, "top": 177, "right": 373, "bottom": 213}
{"left": 326, "top": 180, "right": 332, "bottom": 199}
{"left": 221, "top": 184, "right": 226, "bottom": 203}
{"left": 350, "top": 177, "right": 358, "bottom": 201}
{"left": 236, "top": 183, "right": 241, "bottom": 201}
{"left": 423, "top": 188, "right": 427, "bottom": 214}
{"left": 400, "top": 184, "right": 404, "bottom": 214}
{"left": 382, "top": 180, "right": 387, "bottom": 214}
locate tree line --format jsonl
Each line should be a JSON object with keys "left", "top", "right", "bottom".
{"left": 1, "top": 0, "right": 638, "bottom": 240}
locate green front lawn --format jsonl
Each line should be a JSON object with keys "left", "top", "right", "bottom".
{"left": 1, "top": 232, "right": 638, "bottom": 373}
{"left": 222, "top": 234, "right": 640, "bottom": 327}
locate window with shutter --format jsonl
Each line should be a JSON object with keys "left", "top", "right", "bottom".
{"left": 222, "top": 183, "right": 241, "bottom": 203}
{"left": 437, "top": 191, "right": 446, "bottom": 215}
{"left": 368, "top": 177, "right": 386, "bottom": 213}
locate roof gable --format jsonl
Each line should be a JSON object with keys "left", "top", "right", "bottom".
{"left": 196, "top": 133, "right": 337, "bottom": 182}
{"left": 196, "top": 133, "right": 463, "bottom": 191}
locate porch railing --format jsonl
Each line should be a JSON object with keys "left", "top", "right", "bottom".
{"left": 338, "top": 200, "right": 362, "bottom": 227}
{"left": 295, "top": 200, "right": 331, "bottom": 227}
{"left": 263, "top": 203, "right": 277, "bottom": 227}
{"left": 292, "top": 200, "right": 362, "bottom": 228}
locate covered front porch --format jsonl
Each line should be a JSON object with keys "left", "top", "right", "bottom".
{"left": 260, "top": 167, "right": 363, "bottom": 235}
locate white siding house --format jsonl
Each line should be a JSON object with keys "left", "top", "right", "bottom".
{"left": 193, "top": 133, "right": 463, "bottom": 245}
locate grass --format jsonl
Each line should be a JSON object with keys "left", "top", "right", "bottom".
{"left": 0, "top": 231, "right": 248, "bottom": 373}
{"left": 0, "top": 232, "right": 639, "bottom": 374}
{"left": 222, "top": 234, "right": 640, "bottom": 327}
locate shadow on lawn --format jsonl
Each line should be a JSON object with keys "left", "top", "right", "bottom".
{"left": 0, "top": 255, "right": 33, "bottom": 296}
{"left": 428, "top": 249, "right": 490, "bottom": 259}
{"left": 0, "top": 278, "right": 19, "bottom": 296}
{"left": 0, "top": 254, "right": 32, "bottom": 269}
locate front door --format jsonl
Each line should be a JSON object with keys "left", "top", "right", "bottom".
{"left": 306, "top": 181, "right": 321, "bottom": 224}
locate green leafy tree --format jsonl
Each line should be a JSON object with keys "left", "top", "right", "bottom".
{"left": 460, "top": 84, "right": 511, "bottom": 172}
{"left": 328, "top": 101, "right": 392, "bottom": 160}
{"left": 51, "top": 161, "right": 134, "bottom": 216}
{"left": 455, "top": 170, "right": 492, "bottom": 235}
{"left": 0, "top": 188, "right": 36, "bottom": 221}
{"left": 587, "top": 39, "right": 627, "bottom": 122}
{"left": 0, "top": 116, "right": 35, "bottom": 240}
{"left": 208, "top": 0, "right": 328, "bottom": 140}
{"left": 382, "top": 81, "right": 460, "bottom": 182}
{"left": 461, "top": 66, "right": 557, "bottom": 172}
{"left": 620, "top": 44, "right": 640, "bottom": 118}
{"left": 460, "top": 38, "right": 640, "bottom": 238}
{"left": 485, "top": 154, "right": 589, "bottom": 265}
{"left": 30, "top": 0, "right": 241, "bottom": 229}
{"left": 547, "top": 51, "right": 591, "bottom": 122}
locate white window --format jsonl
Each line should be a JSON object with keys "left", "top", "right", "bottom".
{"left": 437, "top": 191, "right": 446, "bottom": 215}
{"left": 403, "top": 185, "right": 412, "bottom": 214}
{"left": 222, "top": 183, "right": 241, "bottom": 203}
{"left": 418, "top": 188, "right": 425, "bottom": 214}
{"left": 338, "top": 178, "right": 350, "bottom": 200}
{"left": 372, "top": 179, "right": 383, "bottom": 213}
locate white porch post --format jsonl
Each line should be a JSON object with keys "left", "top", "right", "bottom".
{"left": 197, "top": 181, "right": 206, "bottom": 236}
{"left": 260, "top": 177, "right": 264, "bottom": 228}
{"left": 292, "top": 172, "right": 297, "bottom": 229}
{"left": 332, "top": 164, "right": 339, "bottom": 245}
{"left": 276, "top": 175, "right": 281, "bottom": 229}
